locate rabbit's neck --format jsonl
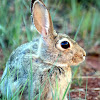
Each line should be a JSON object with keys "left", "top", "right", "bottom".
{"left": 40, "top": 57, "right": 70, "bottom": 68}
{"left": 53, "top": 62, "right": 69, "bottom": 67}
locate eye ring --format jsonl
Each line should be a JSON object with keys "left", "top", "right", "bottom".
{"left": 56, "top": 38, "right": 71, "bottom": 51}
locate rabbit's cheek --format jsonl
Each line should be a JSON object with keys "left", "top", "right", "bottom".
{"left": 72, "top": 53, "right": 84, "bottom": 64}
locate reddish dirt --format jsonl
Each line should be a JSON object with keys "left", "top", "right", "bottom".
{"left": 69, "top": 78, "right": 100, "bottom": 100}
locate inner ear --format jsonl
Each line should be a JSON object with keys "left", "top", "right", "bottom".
{"left": 32, "top": 1, "right": 52, "bottom": 37}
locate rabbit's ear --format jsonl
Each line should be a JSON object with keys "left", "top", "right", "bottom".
{"left": 31, "top": 0, "right": 54, "bottom": 37}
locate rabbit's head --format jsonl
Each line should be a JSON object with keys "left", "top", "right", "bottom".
{"left": 31, "top": 0, "right": 86, "bottom": 67}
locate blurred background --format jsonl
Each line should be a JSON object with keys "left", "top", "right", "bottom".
{"left": 0, "top": 0, "right": 100, "bottom": 99}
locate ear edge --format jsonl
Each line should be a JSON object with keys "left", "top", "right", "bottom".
{"left": 31, "top": 0, "right": 47, "bottom": 13}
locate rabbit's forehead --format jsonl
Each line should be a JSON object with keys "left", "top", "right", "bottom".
{"left": 56, "top": 33, "right": 69, "bottom": 39}
{"left": 56, "top": 34, "right": 73, "bottom": 42}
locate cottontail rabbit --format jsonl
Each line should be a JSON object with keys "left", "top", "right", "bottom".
{"left": 0, "top": 0, "right": 86, "bottom": 100}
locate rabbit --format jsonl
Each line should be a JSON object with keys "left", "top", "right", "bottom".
{"left": 0, "top": 0, "right": 86, "bottom": 100}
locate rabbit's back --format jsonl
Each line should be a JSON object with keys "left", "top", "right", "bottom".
{"left": 0, "top": 38, "right": 39, "bottom": 96}
{"left": 8, "top": 38, "right": 39, "bottom": 66}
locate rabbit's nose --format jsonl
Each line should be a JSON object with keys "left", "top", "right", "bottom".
{"left": 83, "top": 51, "right": 86, "bottom": 56}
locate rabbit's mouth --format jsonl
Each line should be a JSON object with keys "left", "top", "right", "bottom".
{"left": 83, "top": 56, "right": 85, "bottom": 61}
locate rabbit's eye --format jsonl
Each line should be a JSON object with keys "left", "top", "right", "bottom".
{"left": 61, "top": 41, "right": 70, "bottom": 49}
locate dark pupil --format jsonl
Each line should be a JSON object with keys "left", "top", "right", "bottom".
{"left": 61, "top": 41, "right": 70, "bottom": 49}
